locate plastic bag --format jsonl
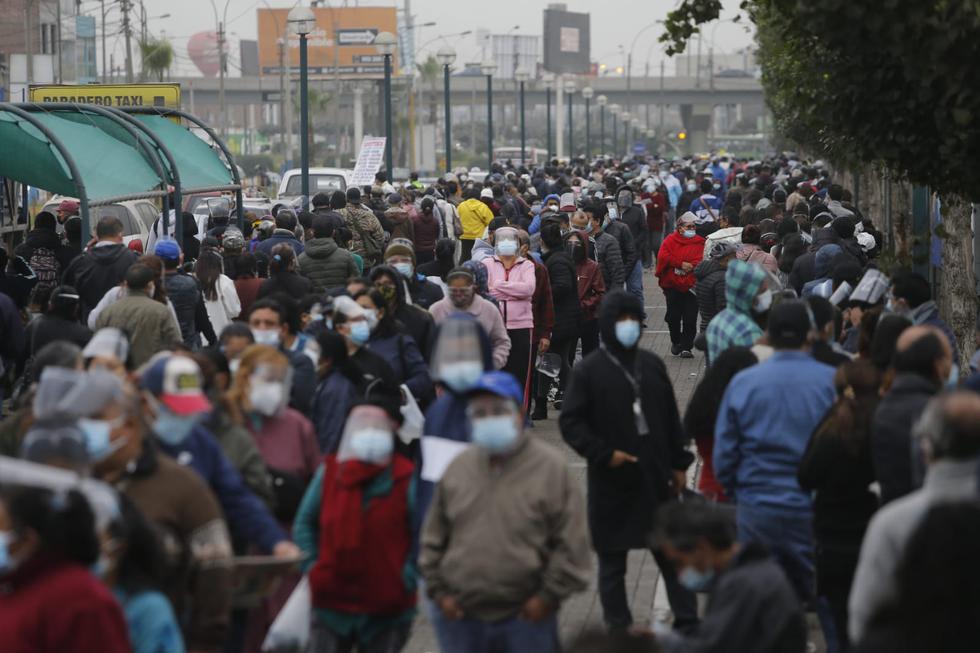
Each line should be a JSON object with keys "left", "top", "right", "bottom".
{"left": 261, "top": 575, "right": 311, "bottom": 652}
{"left": 398, "top": 384, "right": 424, "bottom": 445}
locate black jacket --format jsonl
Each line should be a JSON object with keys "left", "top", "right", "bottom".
{"left": 677, "top": 544, "right": 807, "bottom": 653}
{"left": 694, "top": 259, "right": 726, "bottom": 331}
{"left": 61, "top": 243, "right": 139, "bottom": 320}
{"left": 811, "top": 340, "right": 852, "bottom": 368}
{"left": 15, "top": 228, "right": 76, "bottom": 280}
{"left": 560, "top": 290, "right": 693, "bottom": 551}
{"left": 541, "top": 248, "right": 581, "bottom": 342}
{"left": 285, "top": 347, "right": 315, "bottom": 416}
{"left": 604, "top": 219, "right": 638, "bottom": 274}
{"left": 165, "top": 271, "right": 216, "bottom": 348}
{"left": 870, "top": 373, "right": 937, "bottom": 505}
{"left": 618, "top": 187, "right": 649, "bottom": 266}
{"left": 405, "top": 275, "right": 444, "bottom": 311}
{"left": 258, "top": 273, "right": 313, "bottom": 300}
{"left": 788, "top": 228, "right": 838, "bottom": 295}
{"left": 21, "top": 314, "right": 92, "bottom": 372}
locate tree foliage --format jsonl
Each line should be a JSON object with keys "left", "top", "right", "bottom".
{"left": 661, "top": 0, "right": 980, "bottom": 201}
{"left": 139, "top": 39, "right": 174, "bottom": 82}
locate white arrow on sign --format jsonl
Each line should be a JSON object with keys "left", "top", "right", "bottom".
{"left": 337, "top": 29, "right": 378, "bottom": 45}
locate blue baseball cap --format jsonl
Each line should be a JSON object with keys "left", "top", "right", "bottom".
{"left": 467, "top": 371, "right": 524, "bottom": 405}
{"left": 154, "top": 239, "right": 181, "bottom": 261}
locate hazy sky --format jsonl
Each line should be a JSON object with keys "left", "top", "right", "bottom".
{"left": 91, "top": 0, "right": 754, "bottom": 76}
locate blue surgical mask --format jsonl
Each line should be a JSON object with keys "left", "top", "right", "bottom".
{"left": 393, "top": 262, "right": 414, "bottom": 278}
{"left": 679, "top": 566, "right": 715, "bottom": 592}
{"left": 348, "top": 428, "right": 393, "bottom": 464}
{"left": 615, "top": 319, "right": 641, "bottom": 348}
{"left": 439, "top": 360, "right": 484, "bottom": 393}
{"left": 153, "top": 409, "right": 200, "bottom": 447}
{"left": 0, "top": 530, "right": 17, "bottom": 575}
{"left": 349, "top": 320, "right": 371, "bottom": 345}
{"left": 470, "top": 415, "right": 519, "bottom": 454}
{"left": 78, "top": 417, "right": 126, "bottom": 462}
{"left": 496, "top": 240, "right": 518, "bottom": 257}
{"left": 946, "top": 363, "right": 960, "bottom": 391}
{"left": 682, "top": 229, "right": 696, "bottom": 238}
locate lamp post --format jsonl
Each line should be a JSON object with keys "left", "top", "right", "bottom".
{"left": 481, "top": 60, "right": 497, "bottom": 169}
{"left": 542, "top": 72, "right": 554, "bottom": 158}
{"left": 375, "top": 31, "right": 397, "bottom": 180}
{"left": 581, "top": 86, "right": 593, "bottom": 159}
{"left": 288, "top": 6, "right": 314, "bottom": 212}
{"left": 564, "top": 79, "right": 576, "bottom": 159}
{"left": 596, "top": 94, "right": 607, "bottom": 155}
{"left": 609, "top": 104, "right": 620, "bottom": 156}
{"left": 515, "top": 68, "right": 530, "bottom": 166}
{"left": 621, "top": 111, "right": 631, "bottom": 157}
{"left": 436, "top": 46, "right": 456, "bottom": 173}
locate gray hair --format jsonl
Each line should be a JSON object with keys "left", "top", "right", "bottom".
{"left": 913, "top": 392, "right": 980, "bottom": 462}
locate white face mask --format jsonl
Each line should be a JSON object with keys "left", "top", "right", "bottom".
{"left": 249, "top": 379, "right": 285, "bottom": 416}
{"left": 252, "top": 328, "right": 281, "bottom": 347}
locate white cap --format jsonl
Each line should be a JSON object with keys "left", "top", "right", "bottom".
{"left": 480, "top": 187, "right": 494, "bottom": 199}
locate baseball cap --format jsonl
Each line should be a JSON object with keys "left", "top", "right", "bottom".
{"left": 139, "top": 355, "right": 212, "bottom": 416}
{"left": 57, "top": 198, "right": 80, "bottom": 214}
{"left": 678, "top": 211, "right": 698, "bottom": 226}
{"left": 387, "top": 192, "right": 402, "bottom": 205}
{"left": 154, "top": 239, "right": 181, "bottom": 261}
{"left": 767, "top": 299, "right": 814, "bottom": 349}
{"left": 467, "top": 371, "right": 524, "bottom": 405}
{"left": 480, "top": 187, "right": 494, "bottom": 199}
{"left": 222, "top": 228, "right": 245, "bottom": 250}
{"left": 559, "top": 192, "right": 577, "bottom": 212}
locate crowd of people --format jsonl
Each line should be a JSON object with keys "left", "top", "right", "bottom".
{"left": 0, "top": 152, "right": 978, "bottom": 653}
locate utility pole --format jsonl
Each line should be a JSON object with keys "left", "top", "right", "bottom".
{"left": 122, "top": 0, "right": 134, "bottom": 82}
{"left": 100, "top": 0, "right": 108, "bottom": 81}
{"left": 278, "top": 38, "right": 286, "bottom": 160}
{"left": 283, "top": 38, "right": 293, "bottom": 168}
{"left": 659, "top": 60, "right": 665, "bottom": 134}
{"left": 24, "top": 0, "right": 33, "bottom": 88}
{"left": 55, "top": 0, "right": 62, "bottom": 83}
{"left": 218, "top": 20, "right": 226, "bottom": 136}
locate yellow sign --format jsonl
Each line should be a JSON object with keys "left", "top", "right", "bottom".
{"left": 28, "top": 84, "right": 181, "bottom": 109}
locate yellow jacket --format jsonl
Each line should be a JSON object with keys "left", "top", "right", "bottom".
{"left": 457, "top": 198, "right": 494, "bottom": 240}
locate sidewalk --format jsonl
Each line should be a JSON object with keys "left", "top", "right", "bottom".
{"left": 404, "top": 276, "right": 707, "bottom": 652}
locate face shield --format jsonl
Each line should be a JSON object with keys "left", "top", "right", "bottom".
{"left": 336, "top": 405, "right": 396, "bottom": 465}
{"left": 494, "top": 227, "right": 519, "bottom": 257}
{"left": 431, "top": 319, "right": 485, "bottom": 393}
{"left": 248, "top": 363, "right": 292, "bottom": 417}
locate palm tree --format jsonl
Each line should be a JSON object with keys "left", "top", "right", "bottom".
{"left": 416, "top": 55, "right": 441, "bottom": 123}
{"left": 139, "top": 39, "right": 174, "bottom": 82}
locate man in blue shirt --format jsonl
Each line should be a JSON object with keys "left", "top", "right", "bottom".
{"left": 714, "top": 299, "right": 836, "bottom": 602}
{"left": 687, "top": 179, "right": 723, "bottom": 225}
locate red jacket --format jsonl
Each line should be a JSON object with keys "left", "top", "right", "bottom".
{"left": 656, "top": 232, "right": 705, "bottom": 292}
{"left": 309, "top": 454, "right": 416, "bottom": 616}
{"left": 642, "top": 191, "right": 668, "bottom": 232}
{"left": 0, "top": 556, "right": 131, "bottom": 653}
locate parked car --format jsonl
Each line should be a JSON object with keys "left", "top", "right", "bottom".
{"left": 275, "top": 167, "right": 350, "bottom": 213}
{"left": 41, "top": 196, "right": 157, "bottom": 250}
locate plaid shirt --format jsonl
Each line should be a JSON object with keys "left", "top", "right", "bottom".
{"left": 705, "top": 260, "right": 767, "bottom": 364}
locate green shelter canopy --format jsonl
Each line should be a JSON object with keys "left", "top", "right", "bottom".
{"left": 131, "top": 113, "right": 237, "bottom": 192}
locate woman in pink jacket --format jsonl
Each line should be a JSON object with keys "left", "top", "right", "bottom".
{"left": 482, "top": 226, "right": 537, "bottom": 408}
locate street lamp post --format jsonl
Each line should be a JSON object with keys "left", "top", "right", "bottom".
{"left": 621, "top": 112, "right": 631, "bottom": 157}
{"left": 609, "top": 104, "right": 620, "bottom": 157}
{"left": 288, "top": 6, "right": 314, "bottom": 212}
{"left": 375, "top": 31, "right": 397, "bottom": 180}
{"left": 581, "top": 86, "right": 593, "bottom": 159}
{"left": 542, "top": 73, "right": 554, "bottom": 158}
{"left": 436, "top": 46, "right": 456, "bottom": 173}
{"left": 515, "top": 69, "right": 530, "bottom": 166}
{"left": 564, "top": 80, "right": 575, "bottom": 159}
{"left": 596, "top": 94, "right": 607, "bottom": 155}
{"left": 481, "top": 60, "right": 497, "bottom": 169}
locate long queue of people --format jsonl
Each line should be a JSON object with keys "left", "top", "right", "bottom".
{"left": 1, "top": 153, "right": 979, "bottom": 653}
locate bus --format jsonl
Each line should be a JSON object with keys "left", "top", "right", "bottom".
{"left": 493, "top": 147, "right": 549, "bottom": 167}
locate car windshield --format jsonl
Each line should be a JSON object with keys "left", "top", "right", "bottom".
{"left": 284, "top": 174, "right": 346, "bottom": 196}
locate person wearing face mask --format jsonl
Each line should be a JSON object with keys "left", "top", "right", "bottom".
{"left": 428, "top": 267, "right": 511, "bottom": 370}
{"left": 421, "top": 371, "right": 591, "bottom": 652}
{"left": 369, "top": 266, "right": 438, "bottom": 362}
{"left": 580, "top": 206, "right": 626, "bottom": 290}
{"left": 704, "top": 260, "right": 770, "bottom": 366}
{"left": 560, "top": 290, "right": 698, "bottom": 636}
{"left": 310, "top": 330, "right": 363, "bottom": 454}
{"left": 715, "top": 300, "right": 837, "bottom": 604}
{"left": 138, "top": 355, "right": 301, "bottom": 564}
{"left": 331, "top": 296, "right": 400, "bottom": 387}
{"left": 95, "top": 263, "right": 183, "bottom": 368}
{"left": 458, "top": 186, "right": 496, "bottom": 261}
{"left": 616, "top": 185, "right": 649, "bottom": 308}
{"left": 565, "top": 230, "right": 605, "bottom": 359}
{"left": 247, "top": 298, "right": 317, "bottom": 414}
{"left": 354, "top": 288, "right": 435, "bottom": 407}
{"left": 656, "top": 213, "right": 706, "bottom": 358}
{"left": 384, "top": 238, "right": 445, "bottom": 310}
{"left": 654, "top": 501, "right": 807, "bottom": 653}
{"left": 293, "top": 396, "right": 418, "bottom": 652}
{"left": 0, "top": 484, "right": 132, "bottom": 653}
{"left": 887, "top": 270, "right": 959, "bottom": 363}
{"left": 481, "top": 226, "right": 537, "bottom": 409}
{"left": 677, "top": 179, "right": 699, "bottom": 215}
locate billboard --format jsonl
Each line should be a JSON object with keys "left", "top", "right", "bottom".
{"left": 29, "top": 83, "right": 180, "bottom": 109}
{"left": 258, "top": 6, "right": 398, "bottom": 79}
{"left": 543, "top": 6, "right": 590, "bottom": 74}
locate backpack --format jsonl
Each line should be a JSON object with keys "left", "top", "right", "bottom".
{"left": 29, "top": 247, "right": 60, "bottom": 291}
{"left": 350, "top": 212, "right": 383, "bottom": 263}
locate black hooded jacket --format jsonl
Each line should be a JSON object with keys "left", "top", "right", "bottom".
{"left": 559, "top": 290, "right": 694, "bottom": 551}
{"left": 617, "top": 184, "right": 649, "bottom": 266}
{"left": 370, "top": 265, "right": 436, "bottom": 362}
{"left": 541, "top": 247, "right": 581, "bottom": 342}
{"left": 61, "top": 242, "right": 139, "bottom": 320}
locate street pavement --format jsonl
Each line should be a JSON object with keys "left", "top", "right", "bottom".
{"left": 405, "top": 272, "right": 825, "bottom": 652}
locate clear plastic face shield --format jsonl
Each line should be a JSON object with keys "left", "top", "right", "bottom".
{"left": 248, "top": 363, "right": 292, "bottom": 417}
{"left": 336, "top": 405, "right": 397, "bottom": 465}
{"left": 494, "top": 227, "right": 520, "bottom": 257}
{"left": 431, "top": 319, "right": 485, "bottom": 393}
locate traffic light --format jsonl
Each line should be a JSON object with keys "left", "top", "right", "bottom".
{"left": 677, "top": 131, "right": 687, "bottom": 141}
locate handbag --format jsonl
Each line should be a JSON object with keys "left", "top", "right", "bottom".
{"left": 398, "top": 384, "right": 424, "bottom": 445}
{"left": 261, "top": 575, "right": 311, "bottom": 652}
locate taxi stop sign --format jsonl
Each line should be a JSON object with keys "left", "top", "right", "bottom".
{"left": 28, "top": 83, "right": 181, "bottom": 110}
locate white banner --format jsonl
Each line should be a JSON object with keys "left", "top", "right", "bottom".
{"left": 349, "top": 136, "right": 387, "bottom": 187}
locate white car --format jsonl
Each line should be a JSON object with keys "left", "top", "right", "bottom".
{"left": 275, "top": 167, "right": 351, "bottom": 212}
{"left": 41, "top": 196, "right": 158, "bottom": 250}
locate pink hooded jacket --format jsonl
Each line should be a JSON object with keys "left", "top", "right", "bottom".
{"left": 481, "top": 256, "right": 537, "bottom": 330}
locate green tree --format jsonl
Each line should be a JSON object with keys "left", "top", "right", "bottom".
{"left": 661, "top": 0, "right": 980, "bottom": 361}
{"left": 139, "top": 38, "right": 174, "bottom": 82}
